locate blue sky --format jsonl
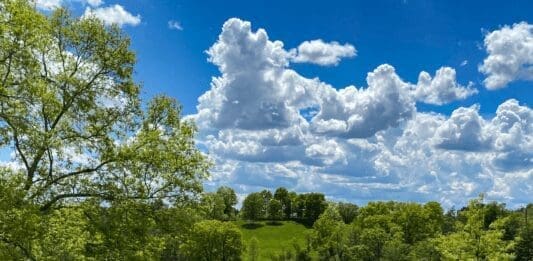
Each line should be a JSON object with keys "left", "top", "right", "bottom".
{"left": 31, "top": 0, "right": 533, "bottom": 207}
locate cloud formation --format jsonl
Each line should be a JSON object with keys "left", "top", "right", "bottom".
{"left": 414, "top": 67, "right": 477, "bottom": 105}
{"left": 35, "top": 0, "right": 102, "bottom": 10}
{"left": 191, "top": 18, "right": 532, "bottom": 208}
{"left": 83, "top": 4, "right": 141, "bottom": 27}
{"left": 291, "top": 39, "right": 356, "bottom": 66}
{"left": 479, "top": 22, "right": 533, "bottom": 89}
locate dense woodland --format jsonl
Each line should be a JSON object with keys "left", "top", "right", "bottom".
{"left": 0, "top": 1, "right": 532, "bottom": 260}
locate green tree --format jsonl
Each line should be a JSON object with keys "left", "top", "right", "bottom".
{"left": 181, "top": 220, "right": 244, "bottom": 261}
{"left": 274, "top": 187, "right": 292, "bottom": 219}
{"left": 338, "top": 202, "right": 358, "bottom": 224}
{"left": 241, "top": 192, "right": 264, "bottom": 221}
{"left": 268, "top": 199, "right": 283, "bottom": 221}
{"left": 217, "top": 186, "right": 238, "bottom": 220}
{"left": 0, "top": 1, "right": 210, "bottom": 258}
{"left": 303, "top": 193, "right": 327, "bottom": 224}
{"left": 1, "top": 0, "right": 209, "bottom": 211}
{"left": 313, "top": 205, "right": 349, "bottom": 260}
{"left": 435, "top": 196, "right": 514, "bottom": 260}
{"left": 515, "top": 204, "right": 533, "bottom": 261}
{"left": 201, "top": 192, "right": 225, "bottom": 220}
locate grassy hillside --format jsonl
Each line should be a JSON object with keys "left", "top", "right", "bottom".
{"left": 234, "top": 220, "right": 313, "bottom": 260}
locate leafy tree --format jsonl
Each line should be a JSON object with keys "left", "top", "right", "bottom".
{"left": 442, "top": 207, "right": 457, "bottom": 234}
{"left": 217, "top": 186, "right": 238, "bottom": 219}
{"left": 515, "top": 204, "right": 533, "bottom": 261}
{"left": 274, "top": 187, "right": 292, "bottom": 219}
{"left": 424, "top": 201, "right": 444, "bottom": 236}
{"left": 303, "top": 193, "right": 327, "bottom": 224}
{"left": 0, "top": 0, "right": 209, "bottom": 212}
{"left": 435, "top": 196, "right": 514, "bottom": 260}
{"left": 408, "top": 239, "right": 441, "bottom": 261}
{"left": 259, "top": 189, "right": 273, "bottom": 217}
{"left": 338, "top": 202, "right": 358, "bottom": 224}
{"left": 515, "top": 227, "right": 533, "bottom": 261}
{"left": 181, "top": 220, "right": 244, "bottom": 261}
{"left": 0, "top": 1, "right": 210, "bottom": 258}
{"left": 359, "top": 227, "right": 389, "bottom": 260}
{"left": 293, "top": 194, "right": 306, "bottom": 219}
{"left": 241, "top": 192, "right": 264, "bottom": 221}
{"left": 395, "top": 203, "right": 432, "bottom": 244}
{"left": 313, "top": 205, "right": 349, "bottom": 259}
{"left": 268, "top": 199, "right": 283, "bottom": 221}
{"left": 200, "top": 192, "right": 225, "bottom": 220}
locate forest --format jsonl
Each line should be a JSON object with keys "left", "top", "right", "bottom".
{"left": 0, "top": 0, "right": 532, "bottom": 260}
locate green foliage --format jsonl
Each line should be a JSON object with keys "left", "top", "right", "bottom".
{"left": 247, "top": 237, "right": 260, "bottom": 261}
{"left": 268, "top": 199, "right": 283, "bottom": 221}
{"left": 242, "top": 192, "right": 265, "bottom": 221}
{"left": 201, "top": 192, "right": 226, "bottom": 220}
{"left": 303, "top": 193, "right": 327, "bottom": 224}
{"left": 217, "top": 186, "right": 238, "bottom": 219}
{"left": 274, "top": 187, "right": 292, "bottom": 219}
{"left": 181, "top": 220, "right": 244, "bottom": 261}
{"left": 0, "top": 1, "right": 210, "bottom": 259}
{"left": 435, "top": 196, "right": 515, "bottom": 260}
{"left": 338, "top": 202, "right": 358, "bottom": 224}
{"left": 313, "top": 205, "right": 350, "bottom": 259}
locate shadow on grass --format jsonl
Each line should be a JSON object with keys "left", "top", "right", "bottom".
{"left": 241, "top": 222, "right": 265, "bottom": 229}
{"left": 290, "top": 218, "right": 314, "bottom": 229}
{"left": 265, "top": 221, "right": 283, "bottom": 226}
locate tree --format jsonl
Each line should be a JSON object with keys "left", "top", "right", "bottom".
{"left": 0, "top": 0, "right": 210, "bottom": 211}
{"left": 0, "top": 1, "right": 210, "bottom": 258}
{"left": 181, "top": 220, "right": 244, "bottom": 261}
{"left": 303, "top": 193, "right": 327, "bottom": 224}
{"left": 293, "top": 194, "right": 306, "bottom": 219}
{"left": 435, "top": 196, "right": 514, "bottom": 260}
{"left": 241, "top": 192, "right": 264, "bottom": 221}
{"left": 200, "top": 192, "right": 225, "bottom": 220}
{"left": 313, "top": 205, "right": 349, "bottom": 259}
{"left": 338, "top": 202, "right": 358, "bottom": 224}
{"left": 268, "top": 199, "right": 283, "bottom": 221}
{"left": 515, "top": 204, "right": 533, "bottom": 261}
{"left": 274, "top": 187, "right": 291, "bottom": 219}
{"left": 217, "top": 186, "right": 238, "bottom": 219}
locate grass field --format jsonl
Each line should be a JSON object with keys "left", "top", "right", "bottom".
{"left": 233, "top": 220, "right": 314, "bottom": 260}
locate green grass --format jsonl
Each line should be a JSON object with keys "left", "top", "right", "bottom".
{"left": 233, "top": 220, "right": 313, "bottom": 260}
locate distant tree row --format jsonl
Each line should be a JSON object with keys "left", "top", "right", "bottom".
{"left": 240, "top": 188, "right": 331, "bottom": 225}
{"left": 310, "top": 195, "right": 533, "bottom": 260}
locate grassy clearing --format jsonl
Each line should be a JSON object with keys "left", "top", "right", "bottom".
{"left": 233, "top": 220, "right": 313, "bottom": 260}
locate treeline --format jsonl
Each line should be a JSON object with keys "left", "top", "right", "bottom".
{"left": 196, "top": 186, "right": 533, "bottom": 260}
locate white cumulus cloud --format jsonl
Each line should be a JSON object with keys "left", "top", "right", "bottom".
{"left": 291, "top": 39, "right": 356, "bottom": 66}
{"left": 414, "top": 67, "right": 477, "bottom": 105}
{"left": 479, "top": 22, "right": 533, "bottom": 89}
{"left": 34, "top": 0, "right": 102, "bottom": 10}
{"left": 190, "top": 18, "right": 533, "bottom": 208}
{"left": 83, "top": 4, "right": 140, "bottom": 27}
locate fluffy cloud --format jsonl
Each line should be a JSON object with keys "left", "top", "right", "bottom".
{"left": 191, "top": 18, "right": 532, "bottom": 208}
{"left": 479, "top": 22, "right": 533, "bottom": 89}
{"left": 83, "top": 4, "right": 141, "bottom": 27}
{"left": 311, "top": 64, "right": 415, "bottom": 138}
{"left": 35, "top": 0, "right": 102, "bottom": 10}
{"left": 414, "top": 67, "right": 477, "bottom": 105}
{"left": 291, "top": 39, "right": 356, "bottom": 66}
{"left": 432, "top": 105, "right": 491, "bottom": 151}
